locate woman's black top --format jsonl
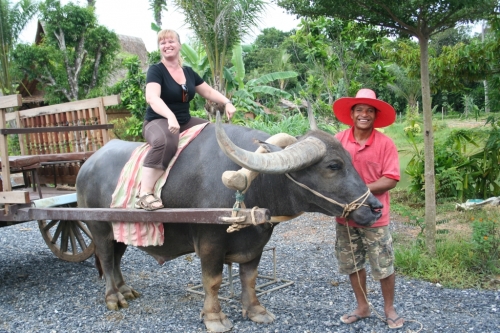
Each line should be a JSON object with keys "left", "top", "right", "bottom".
{"left": 145, "top": 63, "right": 204, "bottom": 125}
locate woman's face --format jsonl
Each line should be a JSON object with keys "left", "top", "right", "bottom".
{"left": 159, "top": 35, "right": 180, "bottom": 59}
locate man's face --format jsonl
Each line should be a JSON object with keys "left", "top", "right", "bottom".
{"left": 350, "top": 103, "right": 377, "bottom": 130}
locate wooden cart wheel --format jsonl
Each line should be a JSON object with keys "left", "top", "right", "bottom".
{"left": 38, "top": 218, "right": 95, "bottom": 262}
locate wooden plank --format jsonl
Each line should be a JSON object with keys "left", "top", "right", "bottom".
{"left": 102, "top": 94, "right": 121, "bottom": 107}
{"left": 20, "top": 207, "right": 271, "bottom": 224}
{"left": 32, "top": 193, "right": 77, "bottom": 208}
{"left": 0, "top": 124, "right": 114, "bottom": 135}
{"left": 16, "top": 111, "right": 27, "bottom": 155}
{"left": 0, "top": 94, "right": 22, "bottom": 109}
{"left": 98, "top": 98, "right": 110, "bottom": 144}
{"left": 0, "top": 109, "right": 12, "bottom": 192}
{"left": 0, "top": 191, "right": 30, "bottom": 204}
{"left": 5, "top": 95, "right": 120, "bottom": 122}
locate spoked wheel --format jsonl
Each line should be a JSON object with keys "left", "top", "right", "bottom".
{"left": 38, "top": 218, "right": 95, "bottom": 262}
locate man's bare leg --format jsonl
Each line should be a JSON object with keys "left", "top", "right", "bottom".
{"left": 340, "top": 268, "right": 371, "bottom": 324}
{"left": 380, "top": 273, "right": 404, "bottom": 328}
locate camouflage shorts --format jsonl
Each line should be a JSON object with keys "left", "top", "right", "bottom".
{"left": 334, "top": 223, "right": 394, "bottom": 280}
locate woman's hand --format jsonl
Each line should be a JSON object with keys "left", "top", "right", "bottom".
{"left": 225, "top": 103, "right": 236, "bottom": 120}
{"left": 167, "top": 116, "right": 180, "bottom": 134}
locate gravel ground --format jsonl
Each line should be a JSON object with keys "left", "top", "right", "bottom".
{"left": 1, "top": 213, "right": 499, "bottom": 333}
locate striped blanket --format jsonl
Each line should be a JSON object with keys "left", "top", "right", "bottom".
{"left": 110, "top": 123, "right": 209, "bottom": 246}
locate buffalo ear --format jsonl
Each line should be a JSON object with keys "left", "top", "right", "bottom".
{"left": 254, "top": 140, "right": 283, "bottom": 153}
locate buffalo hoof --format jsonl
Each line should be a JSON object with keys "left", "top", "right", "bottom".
{"left": 243, "top": 305, "right": 276, "bottom": 324}
{"left": 201, "top": 310, "right": 233, "bottom": 332}
{"left": 119, "top": 285, "right": 140, "bottom": 300}
{"left": 105, "top": 292, "right": 130, "bottom": 311}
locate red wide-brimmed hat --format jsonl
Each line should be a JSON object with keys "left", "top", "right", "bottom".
{"left": 333, "top": 89, "right": 396, "bottom": 128}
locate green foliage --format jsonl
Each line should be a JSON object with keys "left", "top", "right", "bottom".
{"left": 240, "top": 113, "right": 309, "bottom": 136}
{"left": 226, "top": 43, "right": 298, "bottom": 117}
{"left": 0, "top": 0, "right": 38, "bottom": 94}
{"left": 405, "top": 123, "right": 500, "bottom": 202}
{"left": 470, "top": 216, "right": 500, "bottom": 275}
{"left": 12, "top": 0, "right": 120, "bottom": 102}
{"left": 461, "top": 94, "right": 481, "bottom": 121}
{"left": 148, "top": 50, "right": 161, "bottom": 64}
{"left": 109, "top": 116, "right": 144, "bottom": 142}
{"left": 112, "top": 56, "right": 147, "bottom": 120}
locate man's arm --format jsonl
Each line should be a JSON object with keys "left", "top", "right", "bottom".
{"left": 367, "top": 176, "right": 398, "bottom": 194}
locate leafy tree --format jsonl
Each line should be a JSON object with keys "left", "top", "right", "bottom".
{"left": 0, "top": 0, "right": 38, "bottom": 95}
{"left": 12, "top": 0, "right": 120, "bottom": 103}
{"left": 174, "top": 0, "right": 265, "bottom": 94}
{"left": 278, "top": 0, "right": 498, "bottom": 254}
{"left": 244, "top": 27, "right": 292, "bottom": 73}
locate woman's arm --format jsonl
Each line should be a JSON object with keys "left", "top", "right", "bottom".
{"left": 145, "top": 82, "right": 180, "bottom": 133}
{"left": 195, "top": 82, "right": 236, "bottom": 120}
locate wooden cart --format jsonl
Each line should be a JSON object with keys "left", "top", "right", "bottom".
{"left": 0, "top": 94, "right": 270, "bottom": 262}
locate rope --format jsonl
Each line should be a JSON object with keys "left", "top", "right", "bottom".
{"left": 227, "top": 191, "right": 250, "bottom": 233}
{"left": 285, "top": 173, "right": 371, "bottom": 218}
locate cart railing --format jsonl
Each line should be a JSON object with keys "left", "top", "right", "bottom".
{"left": 0, "top": 94, "right": 120, "bottom": 204}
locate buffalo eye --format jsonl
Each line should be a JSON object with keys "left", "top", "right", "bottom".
{"left": 328, "top": 162, "right": 341, "bottom": 171}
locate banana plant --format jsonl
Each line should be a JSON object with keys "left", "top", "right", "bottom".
{"left": 226, "top": 43, "right": 298, "bottom": 116}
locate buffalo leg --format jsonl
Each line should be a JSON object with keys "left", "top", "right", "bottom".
{"left": 89, "top": 222, "right": 139, "bottom": 310}
{"left": 113, "top": 241, "right": 140, "bottom": 301}
{"left": 199, "top": 255, "right": 233, "bottom": 332}
{"left": 240, "top": 255, "right": 275, "bottom": 323}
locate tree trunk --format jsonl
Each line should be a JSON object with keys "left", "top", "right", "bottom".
{"left": 482, "top": 23, "right": 489, "bottom": 113}
{"left": 419, "top": 37, "right": 436, "bottom": 254}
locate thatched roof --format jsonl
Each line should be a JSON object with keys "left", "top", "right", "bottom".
{"left": 105, "top": 34, "right": 149, "bottom": 87}
{"left": 118, "top": 34, "right": 149, "bottom": 68}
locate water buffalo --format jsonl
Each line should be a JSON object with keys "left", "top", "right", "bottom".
{"left": 76, "top": 114, "right": 382, "bottom": 332}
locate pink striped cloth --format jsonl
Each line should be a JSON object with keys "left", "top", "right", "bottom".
{"left": 110, "top": 123, "right": 209, "bottom": 246}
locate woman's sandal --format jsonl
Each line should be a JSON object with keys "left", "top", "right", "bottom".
{"left": 135, "top": 192, "right": 164, "bottom": 211}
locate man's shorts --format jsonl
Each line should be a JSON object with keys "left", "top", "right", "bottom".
{"left": 334, "top": 223, "right": 394, "bottom": 280}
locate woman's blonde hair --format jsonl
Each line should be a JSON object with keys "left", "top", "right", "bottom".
{"left": 157, "top": 29, "right": 183, "bottom": 66}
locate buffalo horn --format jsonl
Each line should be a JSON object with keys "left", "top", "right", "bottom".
{"left": 216, "top": 112, "right": 326, "bottom": 174}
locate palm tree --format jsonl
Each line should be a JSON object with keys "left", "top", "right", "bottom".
{"left": 174, "top": 0, "right": 265, "bottom": 94}
{"left": 148, "top": 0, "right": 167, "bottom": 31}
{"left": 386, "top": 64, "right": 422, "bottom": 110}
{"left": 0, "top": 0, "right": 37, "bottom": 95}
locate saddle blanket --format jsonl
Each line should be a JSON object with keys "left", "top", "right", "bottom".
{"left": 110, "top": 123, "right": 209, "bottom": 246}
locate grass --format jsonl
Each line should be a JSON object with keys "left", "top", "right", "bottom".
{"left": 390, "top": 187, "right": 500, "bottom": 289}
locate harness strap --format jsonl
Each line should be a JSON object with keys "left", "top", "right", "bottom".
{"left": 285, "top": 173, "right": 371, "bottom": 218}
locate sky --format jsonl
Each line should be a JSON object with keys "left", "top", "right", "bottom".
{"left": 19, "top": 0, "right": 302, "bottom": 52}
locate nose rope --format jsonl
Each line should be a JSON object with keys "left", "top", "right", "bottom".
{"left": 284, "top": 173, "right": 371, "bottom": 218}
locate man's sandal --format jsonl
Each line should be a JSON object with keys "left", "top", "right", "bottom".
{"left": 135, "top": 193, "right": 164, "bottom": 211}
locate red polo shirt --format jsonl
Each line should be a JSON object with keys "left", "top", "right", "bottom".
{"left": 335, "top": 127, "right": 400, "bottom": 228}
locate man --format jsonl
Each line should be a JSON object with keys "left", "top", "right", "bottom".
{"left": 332, "top": 88, "right": 404, "bottom": 329}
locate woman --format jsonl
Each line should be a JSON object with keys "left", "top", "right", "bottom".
{"left": 136, "top": 29, "right": 236, "bottom": 211}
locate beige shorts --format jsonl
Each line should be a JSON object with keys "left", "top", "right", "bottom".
{"left": 334, "top": 223, "right": 394, "bottom": 280}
